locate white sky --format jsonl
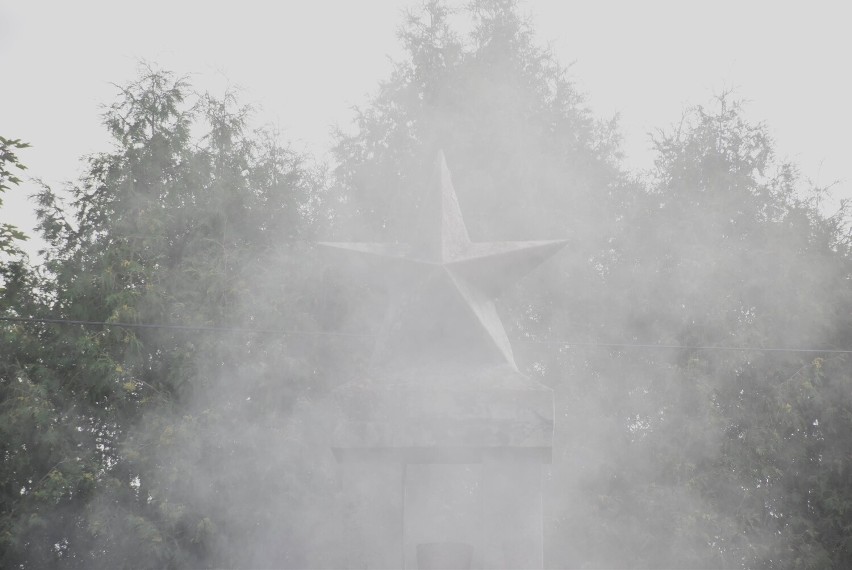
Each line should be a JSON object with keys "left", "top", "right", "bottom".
{"left": 2, "top": 1, "right": 850, "bottom": 256}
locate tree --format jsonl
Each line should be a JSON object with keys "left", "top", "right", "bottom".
{"left": 546, "top": 98, "right": 852, "bottom": 569}
{"left": 1, "top": 136, "right": 98, "bottom": 568}
{"left": 0, "top": 136, "right": 30, "bottom": 255}
{"left": 1, "top": 66, "right": 340, "bottom": 568}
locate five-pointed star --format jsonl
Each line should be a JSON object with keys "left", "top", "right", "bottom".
{"left": 320, "top": 151, "right": 567, "bottom": 370}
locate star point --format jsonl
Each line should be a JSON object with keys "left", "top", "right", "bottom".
{"left": 320, "top": 151, "right": 567, "bottom": 371}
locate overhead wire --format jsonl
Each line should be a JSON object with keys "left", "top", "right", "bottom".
{"left": 515, "top": 338, "right": 852, "bottom": 354}
{"left": 2, "top": 316, "right": 850, "bottom": 354}
{"left": 0, "top": 316, "right": 372, "bottom": 337}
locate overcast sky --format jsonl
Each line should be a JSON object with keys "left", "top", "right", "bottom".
{"left": 2, "top": 1, "right": 849, "bottom": 254}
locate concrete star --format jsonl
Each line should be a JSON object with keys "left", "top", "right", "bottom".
{"left": 320, "top": 151, "right": 567, "bottom": 371}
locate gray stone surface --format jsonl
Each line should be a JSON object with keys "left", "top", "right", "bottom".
{"left": 332, "top": 363, "right": 553, "bottom": 460}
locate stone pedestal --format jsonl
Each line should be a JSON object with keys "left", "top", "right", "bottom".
{"left": 480, "top": 460, "right": 543, "bottom": 569}
{"left": 339, "top": 462, "right": 405, "bottom": 568}
{"left": 333, "top": 363, "right": 552, "bottom": 568}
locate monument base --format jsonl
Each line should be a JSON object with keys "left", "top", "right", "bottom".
{"left": 334, "top": 364, "right": 551, "bottom": 568}
{"left": 339, "top": 458, "right": 544, "bottom": 569}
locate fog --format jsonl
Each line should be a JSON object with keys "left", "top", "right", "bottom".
{"left": 2, "top": 1, "right": 851, "bottom": 569}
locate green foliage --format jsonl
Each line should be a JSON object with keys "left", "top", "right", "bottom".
{"left": 544, "top": 97, "right": 852, "bottom": 568}
{"left": 0, "top": 136, "right": 30, "bottom": 254}
{"left": 1, "top": 65, "right": 337, "bottom": 568}
{"left": 332, "top": 0, "right": 620, "bottom": 244}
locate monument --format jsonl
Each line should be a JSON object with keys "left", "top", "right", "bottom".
{"left": 322, "top": 151, "right": 566, "bottom": 569}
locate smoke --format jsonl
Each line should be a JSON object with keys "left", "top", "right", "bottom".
{"left": 9, "top": 1, "right": 850, "bottom": 569}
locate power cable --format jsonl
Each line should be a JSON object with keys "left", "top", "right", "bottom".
{"left": 0, "top": 316, "right": 372, "bottom": 338}
{"left": 515, "top": 338, "right": 852, "bottom": 355}
{"left": 2, "top": 316, "right": 850, "bottom": 354}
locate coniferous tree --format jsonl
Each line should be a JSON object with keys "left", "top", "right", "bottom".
{"left": 1, "top": 67, "right": 337, "bottom": 569}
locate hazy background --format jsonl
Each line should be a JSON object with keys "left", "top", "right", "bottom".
{"left": 2, "top": 2, "right": 851, "bottom": 568}
{"left": 1, "top": 0, "right": 849, "bottom": 254}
